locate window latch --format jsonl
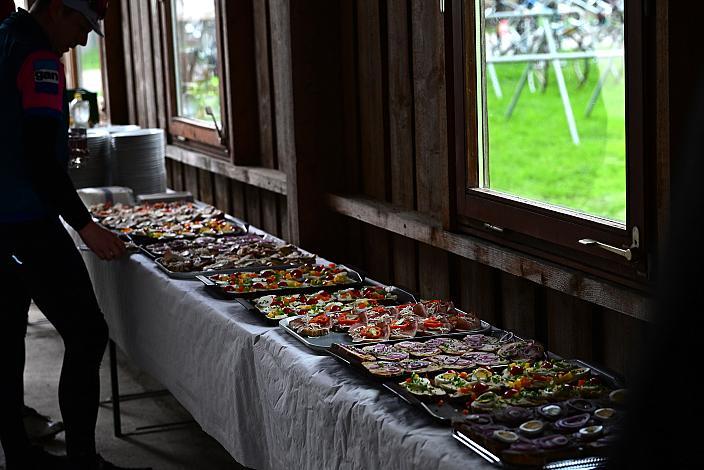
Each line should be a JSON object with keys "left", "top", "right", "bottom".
{"left": 205, "top": 106, "right": 228, "bottom": 149}
{"left": 578, "top": 226, "right": 640, "bottom": 262}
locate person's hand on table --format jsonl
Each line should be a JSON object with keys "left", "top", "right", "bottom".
{"left": 79, "top": 221, "right": 127, "bottom": 261}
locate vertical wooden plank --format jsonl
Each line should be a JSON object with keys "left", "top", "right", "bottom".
{"left": 268, "top": 0, "right": 295, "bottom": 177}
{"left": 213, "top": 174, "right": 232, "bottom": 214}
{"left": 411, "top": 0, "right": 450, "bottom": 227}
{"left": 138, "top": 0, "right": 158, "bottom": 128}
{"left": 149, "top": 0, "right": 168, "bottom": 129}
{"left": 387, "top": 0, "right": 415, "bottom": 208}
{"left": 621, "top": 314, "right": 651, "bottom": 384}
{"left": 501, "top": 273, "right": 538, "bottom": 339}
{"left": 165, "top": 159, "right": 173, "bottom": 189}
{"left": 357, "top": 0, "right": 388, "bottom": 198}
{"left": 277, "top": 194, "right": 290, "bottom": 241}
{"left": 128, "top": 0, "right": 148, "bottom": 127}
{"left": 198, "top": 169, "right": 215, "bottom": 205}
{"left": 171, "top": 161, "right": 184, "bottom": 192}
{"left": 418, "top": 244, "right": 450, "bottom": 300}
{"left": 183, "top": 164, "right": 199, "bottom": 197}
{"left": 598, "top": 309, "right": 625, "bottom": 377}
{"left": 253, "top": 0, "right": 276, "bottom": 168}
{"left": 596, "top": 306, "right": 651, "bottom": 383}
{"left": 339, "top": 0, "right": 360, "bottom": 194}
{"left": 359, "top": 226, "right": 389, "bottom": 284}
{"left": 357, "top": 0, "right": 392, "bottom": 283}
{"left": 546, "top": 290, "right": 594, "bottom": 361}
{"left": 230, "top": 180, "right": 247, "bottom": 221}
{"left": 119, "top": 0, "right": 136, "bottom": 123}
{"left": 220, "top": 0, "right": 260, "bottom": 165}
{"left": 103, "top": 0, "right": 129, "bottom": 123}
{"left": 411, "top": 0, "right": 450, "bottom": 299}
{"left": 459, "top": 259, "right": 499, "bottom": 327}
{"left": 386, "top": 0, "right": 418, "bottom": 295}
{"left": 260, "top": 189, "right": 278, "bottom": 236}
{"left": 245, "top": 185, "right": 262, "bottom": 228}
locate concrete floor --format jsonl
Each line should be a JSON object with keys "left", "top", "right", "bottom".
{"left": 0, "top": 305, "right": 246, "bottom": 470}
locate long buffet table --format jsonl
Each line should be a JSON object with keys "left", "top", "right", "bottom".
{"left": 80, "top": 249, "right": 494, "bottom": 470}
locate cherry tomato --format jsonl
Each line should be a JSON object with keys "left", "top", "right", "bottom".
{"left": 510, "top": 365, "right": 524, "bottom": 376}
{"left": 278, "top": 281, "right": 288, "bottom": 287}
{"left": 503, "top": 388, "right": 519, "bottom": 399}
{"left": 472, "top": 383, "right": 490, "bottom": 395}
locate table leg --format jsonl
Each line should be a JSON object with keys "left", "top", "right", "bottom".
{"left": 108, "top": 340, "right": 123, "bottom": 437}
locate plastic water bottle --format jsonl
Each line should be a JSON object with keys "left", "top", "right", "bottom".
{"left": 69, "top": 92, "right": 91, "bottom": 128}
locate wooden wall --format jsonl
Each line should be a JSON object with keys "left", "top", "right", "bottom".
{"left": 114, "top": 0, "right": 289, "bottom": 241}
{"left": 164, "top": 160, "right": 289, "bottom": 241}
{"left": 314, "top": 0, "right": 653, "bottom": 384}
{"left": 109, "top": 0, "right": 664, "bottom": 384}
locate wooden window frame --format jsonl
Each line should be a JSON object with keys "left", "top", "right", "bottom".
{"left": 446, "top": 0, "right": 653, "bottom": 289}
{"left": 161, "top": 0, "right": 260, "bottom": 165}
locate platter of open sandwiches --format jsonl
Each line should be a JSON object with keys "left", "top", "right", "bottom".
{"left": 279, "top": 299, "right": 489, "bottom": 351}
{"left": 141, "top": 234, "right": 317, "bottom": 278}
{"left": 197, "top": 264, "right": 364, "bottom": 299}
{"left": 90, "top": 201, "right": 247, "bottom": 243}
{"left": 329, "top": 331, "right": 625, "bottom": 469}
{"left": 238, "top": 284, "right": 415, "bottom": 324}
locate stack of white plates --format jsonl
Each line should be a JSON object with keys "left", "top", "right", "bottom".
{"left": 69, "top": 128, "right": 110, "bottom": 189}
{"left": 103, "top": 124, "right": 141, "bottom": 135}
{"left": 111, "top": 128, "right": 167, "bottom": 196}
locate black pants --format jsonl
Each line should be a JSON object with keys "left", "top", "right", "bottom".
{"left": 0, "top": 218, "right": 108, "bottom": 464}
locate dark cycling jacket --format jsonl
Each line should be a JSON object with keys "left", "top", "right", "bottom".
{"left": 0, "top": 8, "right": 91, "bottom": 230}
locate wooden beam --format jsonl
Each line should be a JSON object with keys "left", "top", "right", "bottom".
{"left": 327, "top": 194, "right": 653, "bottom": 321}
{"left": 166, "top": 145, "right": 286, "bottom": 195}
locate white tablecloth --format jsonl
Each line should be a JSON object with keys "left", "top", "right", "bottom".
{"left": 81, "top": 251, "right": 494, "bottom": 470}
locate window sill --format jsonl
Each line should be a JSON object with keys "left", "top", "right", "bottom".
{"left": 165, "top": 145, "right": 287, "bottom": 195}
{"left": 326, "top": 193, "right": 653, "bottom": 322}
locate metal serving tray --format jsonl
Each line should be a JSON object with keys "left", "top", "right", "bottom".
{"left": 328, "top": 328, "right": 623, "bottom": 469}
{"left": 141, "top": 232, "right": 319, "bottom": 279}
{"left": 127, "top": 212, "right": 249, "bottom": 247}
{"left": 451, "top": 431, "right": 609, "bottom": 470}
{"left": 238, "top": 280, "right": 416, "bottom": 326}
{"left": 283, "top": 313, "right": 492, "bottom": 353}
{"left": 196, "top": 264, "right": 366, "bottom": 300}
{"left": 95, "top": 201, "right": 249, "bottom": 247}
{"left": 327, "top": 327, "right": 623, "bottom": 423}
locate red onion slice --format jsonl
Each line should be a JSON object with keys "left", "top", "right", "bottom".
{"left": 554, "top": 413, "right": 591, "bottom": 431}
{"left": 535, "top": 434, "right": 570, "bottom": 449}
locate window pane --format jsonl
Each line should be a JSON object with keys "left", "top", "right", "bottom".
{"left": 172, "top": 0, "right": 221, "bottom": 123}
{"left": 77, "top": 34, "right": 104, "bottom": 98}
{"left": 478, "top": 0, "right": 626, "bottom": 222}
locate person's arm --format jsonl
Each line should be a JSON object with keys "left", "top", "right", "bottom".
{"left": 17, "top": 50, "right": 125, "bottom": 259}
{"left": 22, "top": 115, "right": 93, "bottom": 231}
